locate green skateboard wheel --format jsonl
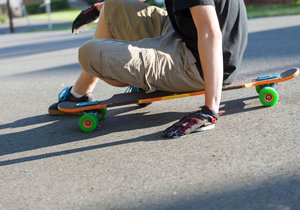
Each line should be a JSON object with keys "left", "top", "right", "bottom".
{"left": 79, "top": 113, "right": 98, "bottom": 132}
{"left": 259, "top": 87, "right": 278, "bottom": 107}
{"left": 97, "top": 108, "right": 108, "bottom": 121}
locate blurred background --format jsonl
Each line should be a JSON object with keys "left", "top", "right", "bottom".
{"left": 1, "top": 0, "right": 300, "bottom": 33}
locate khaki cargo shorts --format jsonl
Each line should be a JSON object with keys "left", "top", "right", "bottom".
{"left": 78, "top": 0, "right": 204, "bottom": 92}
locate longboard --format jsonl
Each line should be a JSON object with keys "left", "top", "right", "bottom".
{"left": 58, "top": 67, "right": 299, "bottom": 132}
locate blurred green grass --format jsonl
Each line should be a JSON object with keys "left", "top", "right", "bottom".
{"left": 4, "top": 2, "right": 300, "bottom": 32}
{"left": 28, "top": 9, "right": 81, "bottom": 22}
{"left": 247, "top": 2, "right": 300, "bottom": 18}
{"left": 27, "top": 2, "right": 300, "bottom": 22}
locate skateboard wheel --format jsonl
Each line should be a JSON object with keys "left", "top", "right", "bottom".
{"left": 97, "top": 108, "right": 108, "bottom": 121}
{"left": 259, "top": 87, "right": 278, "bottom": 107}
{"left": 79, "top": 113, "right": 98, "bottom": 132}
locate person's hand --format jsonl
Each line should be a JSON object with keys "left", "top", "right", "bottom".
{"left": 72, "top": 2, "right": 104, "bottom": 34}
{"left": 94, "top": 2, "right": 104, "bottom": 11}
{"left": 162, "top": 106, "right": 219, "bottom": 139}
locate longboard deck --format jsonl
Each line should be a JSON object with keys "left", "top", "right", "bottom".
{"left": 58, "top": 67, "right": 299, "bottom": 113}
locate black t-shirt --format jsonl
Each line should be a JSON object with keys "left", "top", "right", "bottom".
{"left": 164, "top": 0, "right": 248, "bottom": 83}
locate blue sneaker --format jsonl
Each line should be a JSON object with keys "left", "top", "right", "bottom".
{"left": 125, "top": 86, "right": 151, "bottom": 107}
{"left": 48, "top": 86, "right": 94, "bottom": 115}
{"left": 125, "top": 86, "right": 142, "bottom": 93}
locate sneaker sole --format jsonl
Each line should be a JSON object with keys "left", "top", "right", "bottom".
{"left": 196, "top": 124, "right": 216, "bottom": 132}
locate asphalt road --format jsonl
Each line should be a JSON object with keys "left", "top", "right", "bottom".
{"left": 0, "top": 15, "right": 300, "bottom": 210}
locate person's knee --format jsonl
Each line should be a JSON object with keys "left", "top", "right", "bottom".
{"left": 78, "top": 40, "right": 128, "bottom": 88}
{"left": 78, "top": 40, "right": 102, "bottom": 73}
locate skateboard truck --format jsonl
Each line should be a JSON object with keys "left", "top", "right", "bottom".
{"left": 256, "top": 74, "right": 280, "bottom": 81}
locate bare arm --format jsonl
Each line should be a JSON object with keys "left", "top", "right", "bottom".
{"left": 190, "top": 5, "right": 223, "bottom": 113}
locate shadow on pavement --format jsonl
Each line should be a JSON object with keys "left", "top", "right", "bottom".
{"left": 98, "top": 173, "right": 300, "bottom": 210}
{"left": 220, "top": 95, "right": 264, "bottom": 116}
{"left": 242, "top": 25, "right": 300, "bottom": 75}
{"left": 0, "top": 106, "right": 186, "bottom": 165}
{"left": 0, "top": 96, "right": 265, "bottom": 166}
{"left": 246, "top": 25, "right": 300, "bottom": 58}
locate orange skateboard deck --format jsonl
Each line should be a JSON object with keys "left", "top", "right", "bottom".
{"left": 58, "top": 67, "right": 299, "bottom": 132}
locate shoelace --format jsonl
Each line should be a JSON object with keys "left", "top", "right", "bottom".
{"left": 125, "top": 86, "right": 140, "bottom": 93}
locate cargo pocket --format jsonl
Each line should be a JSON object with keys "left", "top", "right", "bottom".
{"left": 101, "top": 45, "right": 150, "bottom": 90}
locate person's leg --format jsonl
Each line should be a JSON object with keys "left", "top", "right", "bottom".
{"left": 78, "top": 30, "right": 204, "bottom": 94}
{"left": 73, "top": 4, "right": 128, "bottom": 96}
{"left": 73, "top": 0, "right": 169, "bottom": 95}
{"left": 49, "top": 0, "right": 167, "bottom": 114}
